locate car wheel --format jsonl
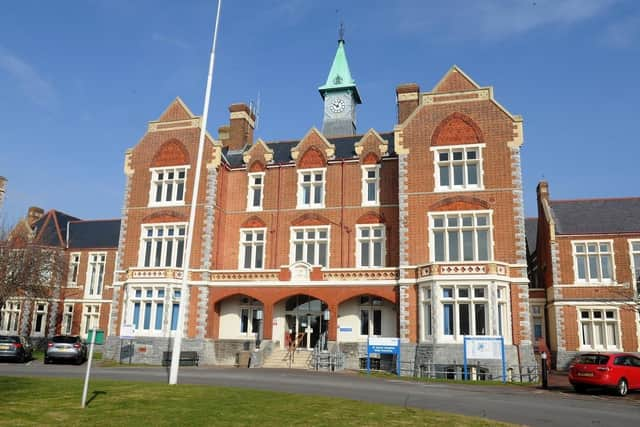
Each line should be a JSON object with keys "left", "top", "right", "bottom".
{"left": 573, "top": 385, "right": 586, "bottom": 393}
{"left": 17, "top": 353, "right": 25, "bottom": 364}
{"left": 616, "top": 379, "right": 628, "bottom": 396}
{"left": 44, "top": 357, "right": 51, "bottom": 365}
{"left": 74, "top": 356, "right": 83, "bottom": 365}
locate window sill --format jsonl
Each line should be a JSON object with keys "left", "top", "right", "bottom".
{"left": 296, "top": 204, "right": 325, "bottom": 210}
{"left": 148, "top": 201, "right": 186, "bottom": 208}
{"left": 434, "top": 186, "right": 484, "bottom": 193}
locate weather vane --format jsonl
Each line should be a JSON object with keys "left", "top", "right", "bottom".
{"left": 339, "top": 20, "right": 345, "bottom": 42}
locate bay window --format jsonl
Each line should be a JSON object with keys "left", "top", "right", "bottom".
{"left": 128, "top": 286, "right": 182, "bottom": 336}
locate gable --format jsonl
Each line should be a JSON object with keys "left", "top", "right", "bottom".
{"left": 433, "top": 66, "right": 480, "bottom": 93}
{"left": 157, "top": 98, "right": 195, "bottom": 122}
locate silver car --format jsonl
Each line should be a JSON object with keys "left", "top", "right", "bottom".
{"left": 44, "top": 335, "right": 87, "bottom": 365}
{"left": 0, "top": 335, "right": 33, "bottom": 363}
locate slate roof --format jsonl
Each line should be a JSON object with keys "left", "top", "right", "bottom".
{"left": 550, "top": 198, "right": 640, "bottom": 235}
{"left": 32, "top": 210, "right": 81, "bottom": 247}
{"left": 525, "top": 217, "right": 537, "bottom": 256}
{"left": 222, "top": 132, "right": 395, "bottom": 168}
{"left": 68, "top": 220, "right": 121, "bottom": 249}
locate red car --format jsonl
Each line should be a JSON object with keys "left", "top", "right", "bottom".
{"left": 569, "top": 352, "right": 640, "bottom": 396}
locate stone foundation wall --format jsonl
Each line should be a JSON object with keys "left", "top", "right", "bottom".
{"left": 104, "top": 336, "right": 215, "bottom": 365}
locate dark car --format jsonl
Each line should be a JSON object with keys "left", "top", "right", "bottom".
{"left": 44, "top": 335, "right": 87, "bottom": 365}
{"left": 0, "top": 335, "right": 33, "bottom": 363}
{"left": 569, "top": 352, "right": 640, "bottom": 396}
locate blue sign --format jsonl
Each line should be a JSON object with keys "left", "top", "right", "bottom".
{"left": 339, "top": 327, "right": 352, "bottom": 332}
{"left": 367, "top": 337, "right": 401, "bottom": 376}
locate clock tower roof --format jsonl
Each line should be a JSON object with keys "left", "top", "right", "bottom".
{"left": 318, "top": 38, "right": 362, "bottom": 104}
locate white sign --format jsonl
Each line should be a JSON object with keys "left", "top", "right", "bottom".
{"left": 465, "top": 337, "right": 502, "bottom": 359}
{"left": 368, "top": 337, "right": 399, "bottom": 347}
{"left": 290, "top": 262, "right": 311, "bottom": 282}
{"left": 120, "top": 324, "right": 135, "bottom": 339}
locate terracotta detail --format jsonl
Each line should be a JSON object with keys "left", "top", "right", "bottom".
{"left": 291, "top": 213, "right": 331, "bottom": 226}
{"left": 362, "top": 152, "right": 379, "bottom": 165}
{"left": 298, "top": 147, "right": 326, "bottom": 169}
{"left": 249, "top": 161, "right": 265, "bottom": 172}
{"left": 431, "top": 112, "right": 483, "bottom": 146}
{"left": 356, "top": 212, "right": 386, "bottom": 224}
{"left": 142, "top": 210, "right": 187, "bottom": 223}
{"left": 430, "top": 196, "right": 490, "bottom": 211}
{"left": 241, "top": 215, "right": 267, "bottom": 228}
{"left": 151, "top": 139, "right": 190, "bottom": 167}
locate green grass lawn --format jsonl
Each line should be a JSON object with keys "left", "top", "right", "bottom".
{"left": 0, "top": 376, "right": 514, "bottom": 426}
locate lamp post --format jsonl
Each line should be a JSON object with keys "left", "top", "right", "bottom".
{"left": 541, "top": 351, "right": 548, "bottom": 389}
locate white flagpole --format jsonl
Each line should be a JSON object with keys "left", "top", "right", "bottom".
{"left": 169, "top": 0, "right": 222, "bottom": 385}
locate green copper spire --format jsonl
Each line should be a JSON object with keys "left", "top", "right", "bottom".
{"left": 318, "top": 38, "right": 362, "bottom": 103}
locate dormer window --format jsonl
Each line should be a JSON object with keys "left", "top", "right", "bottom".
{"left": 247, "top": 172, "right": 264, "bottom": 211}
{"left": 297, "top": 169, "right": 325, "bottom": 209}
{"left": 149, "top": 166, "right": 188, "bottom": 206}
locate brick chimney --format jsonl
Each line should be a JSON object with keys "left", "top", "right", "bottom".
{"left": 225, "top": 103, "right": 255, "bottom": 151}
{"left": 396, "top": 83, "right": 420, "bottom": 124}
{"left": 536, "top": 181, "right": 550, "bottom": 204}
{"left": 218, "top": 125, "right": 230, "bottom": 146}
{"left": 28, "top": 206, "right": 44, "bottom": 225}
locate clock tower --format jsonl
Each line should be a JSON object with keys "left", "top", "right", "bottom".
{"left": 319, "top": 34, "right": 361, "bottom": 137}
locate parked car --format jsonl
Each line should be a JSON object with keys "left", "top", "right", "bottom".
{"left": 0, "top": 335, "right": 33, "bottom": 363}
{"left": 44, "top": 335, "right": 87, "bottom": 365}
{"left": 569, "top": 352, "right": 640, "bottom": 396}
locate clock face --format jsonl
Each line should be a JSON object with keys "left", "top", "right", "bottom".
{"left": 329, "top": 97, "right": 346, "bottom": 114}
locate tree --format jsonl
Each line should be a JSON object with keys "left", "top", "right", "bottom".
{"left": 0, "top": 226, "right": 66, "bottom": 319}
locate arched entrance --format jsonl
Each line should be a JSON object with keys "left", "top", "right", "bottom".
{"left": 284, "top": 295, "right": 328, "bottom": 350}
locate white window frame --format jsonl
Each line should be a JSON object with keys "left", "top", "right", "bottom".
{"left": 572, "top": 240, "right": 615, "bottom": 284}
{"left": 0, "top": 301, "right": 21, "bottom": 334}
{"left": 432, "top": 144, "right": 484, "bottom": 192}
{"left": 148, "top": 166, "right": 189, "bottom": 207}
{"left": 629, "top": 239, "right": 640, "bottom": 294}
{"left": 31, "top": 301, "right": 49, "bottom": 337}
{"left": 139, "top": 223, "right": 187, "bottom": 268}
{"left": 359, "top": 296, "right": 384, "bottom": 337}
{"left": 68, "top": 253, "right": 80, "bottom": 287}
{"left": 361, "top": 165, "right": 380, "bottom": 206}
{"left": 429, "top": 210, "right": 493, "bottom": 262}
{"left": 290, "top": 226, "right": 330, "bottom": 267}
{"left": 126, "top": 286, "right": 182, "bottom": 337}
{"left": 85, "top": 252, "right": 106, "bottom": 298}
{"left": 578, "top": 308, "right": 620, "bottom": 351}
{"left": 246, "top": 172, "right": 265, "bottom": 211}
{"left": 239, "top": 228, "right": 267, "bottom": 270}
{"left": 356, "top": 224, "right": 386, "bottom": 268}
{"left": 421, "top": 287, "right": 433, "bottom": 340}
{"left": 80, "top": 304, "right": 100, "bottom": 339}
{"left": 297, "top": 168, "right": 326, "bottom": 209}
{"left": 239, "top": 298, "right": 263, "bottom": 337}
{"left": 62, "top": 303, "right": 74, "bottom": 335}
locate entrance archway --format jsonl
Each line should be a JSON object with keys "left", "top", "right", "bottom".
{"left": 284, "top": 295, "right": 328, "bottom": 350}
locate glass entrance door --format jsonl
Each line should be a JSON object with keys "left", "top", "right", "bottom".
{"left": 285, "top": 295, "right": 327, "bottom": 350}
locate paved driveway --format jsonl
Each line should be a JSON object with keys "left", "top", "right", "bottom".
{"left": 1, "top": 360, "right": 639, "bottom": 427}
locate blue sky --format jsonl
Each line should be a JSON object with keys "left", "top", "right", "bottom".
{"left": 1, "top": 0, "right": 639, "bottom": 224}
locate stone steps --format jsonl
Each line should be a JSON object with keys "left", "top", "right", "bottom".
{"left": 261, "top": 348, "right": 312, "bottom": 369}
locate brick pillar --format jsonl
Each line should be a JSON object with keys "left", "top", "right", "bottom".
{"left": 327, "top": 303, "right": 338, "bottom": 341}
{"left": 262, "top": 304, "right": 274, "bottom": 340}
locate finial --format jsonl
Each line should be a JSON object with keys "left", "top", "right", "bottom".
{"left": 338, "top": 20, "right": 345, "bottom": 43}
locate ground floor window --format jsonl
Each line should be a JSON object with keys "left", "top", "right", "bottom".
{"left": 0, "top": 301, "right": 21, "bottom": 334}
{"left": 62, "top": 304, "right": 74, "bottom": 335}
{"left": 441, "top": 285, "right": 488, "bottom": 337}
{"left": 579, "top": 308, "right": 619, "bottom": 350}
{"left": 422, "top": 288, "right": 432, "bottom": 339}
{"left": 530, "top": 303, "right": 545, "bottom": 340}
{"left": 127, "top": 285, "right": 181, "bottom": 336}
{"left": 81, "top": 304, "right": 100, "bottom": 338}
{"left": 31, "top": 302, "right": 48, "bottom": 337}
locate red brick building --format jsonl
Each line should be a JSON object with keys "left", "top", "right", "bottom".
{"left": 530, "top": 182, "right": 640, "bottom": 368}
{"left": 96, "top": 38, "right": 536, "bottom": 372}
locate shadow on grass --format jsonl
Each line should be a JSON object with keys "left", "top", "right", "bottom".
{"left": 86, "top": 390, "right": 107, "bottom": 406}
